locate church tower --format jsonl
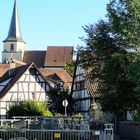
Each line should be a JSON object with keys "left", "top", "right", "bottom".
{"left": 2, "top": 0, "right": 26, "bottom": 63}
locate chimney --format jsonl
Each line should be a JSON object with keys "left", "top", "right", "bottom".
{"left": 9, "top": 62, "right": 16, "bottom": 76}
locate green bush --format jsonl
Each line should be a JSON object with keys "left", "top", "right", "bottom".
{"left": 8, "top": 101, "right": 53, "bottom": 118}
{"left": 132, "top": 111, "right": 140, "bottom": 121}
{"left": 64, "top": 60, "right": 75, "bottom": 74}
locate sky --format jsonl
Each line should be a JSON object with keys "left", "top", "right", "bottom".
{"left": 0, "top": 0, "right": 109, "bottom": 56}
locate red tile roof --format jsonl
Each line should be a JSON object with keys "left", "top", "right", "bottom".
{"left": 40, "top": 68, "right": 72, "bottom": 89}
{"left": 0, "top": 64, "right": 9, "bottom": 78}
{"left": 22, "top": 46, "right": 73, "bottom": 67}
{"left": 44, "top": 46, "right": 73, "bottom": 66}
{"left": 0, "top": 63, "right": 53, "bottom": 99}
{"left": 23, "top": 51, "right": 46, "bottom": 67}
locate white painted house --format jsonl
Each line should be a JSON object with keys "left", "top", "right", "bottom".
{"left": 0, "top": 63, "right": 53, "bottom": 118}
{"left": 0, "top": 0, "right": 73, "bottom": 118}
{"left": 72, "top": 54, "right": 99, "bottom": 117}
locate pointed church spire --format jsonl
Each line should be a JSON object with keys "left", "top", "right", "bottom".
{"left": 3, "top": 0, "right": 25, "bottom": 43}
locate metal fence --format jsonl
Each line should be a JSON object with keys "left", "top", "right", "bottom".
{"left": 0, "top": 129, "right": 92, "bottom": 140}
{"left": 0, "top": 117, "right": 114, "bottom": 140}
{"left": 0, "top": 129, "right": 114, "bottom": 140}
{"left": 0, "top": 117, "right": 89, "bottom": 130}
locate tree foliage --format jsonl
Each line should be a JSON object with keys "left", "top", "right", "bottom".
{"left": 48, "top": 89, "right": 74, "bottom": 115}
{"left": 79, "top": 0, "right": 140, "bottom": 115}
{"left": 89, "top": 102, "right": 103, "bottom": 121}
{"left": 64, "top": 60, "right": 75, "bottom": 74}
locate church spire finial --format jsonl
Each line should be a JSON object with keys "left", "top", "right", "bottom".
{"left": 3, "top": 0, "right": 25, "bottom": 43}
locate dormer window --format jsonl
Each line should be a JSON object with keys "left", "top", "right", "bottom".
{"left": 10, "top": 44, "right": 14, "bottom": 51}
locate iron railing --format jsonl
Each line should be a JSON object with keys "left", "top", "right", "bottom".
{"left": 0, "top": 116, "right": 89, "bottom": 130}
{"left": 0, "top": 118, "right": 114, "bottom": 140}
{"left": 0, "top": 129, "right": 92, "bottom": 140}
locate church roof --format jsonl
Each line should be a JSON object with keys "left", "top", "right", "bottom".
{"left": 23, "top": 51, "right": 46, "bottom": 67}
{"left": 44, "top": 46, "right": 73, "bottom": 67}
{"left": 3, "top": 0, "right": 25, "bottom": 43}
{"left": 22, "top": 46, "right": 73, "bottom": 68}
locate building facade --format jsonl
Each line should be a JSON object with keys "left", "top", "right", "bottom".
{"left": 71, "top": 54, "right": 99, "bottom": 117}
{"left": 0, "top": 0, "right": 73, "bottom": 117}
{"left": 0, "top": 63, "right": 53, "bottom": 118}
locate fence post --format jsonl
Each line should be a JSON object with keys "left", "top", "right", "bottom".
{"left": 104, "top": 123, "right": 114, "bottom": 140}
{"left": 0, "top": 120, "right": 3, "bottom": 128}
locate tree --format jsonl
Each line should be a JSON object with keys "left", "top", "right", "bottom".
{"left": 64, "top": 60, "right": 75, "bottom": 74}
{"left": 105, "top": 0, "right": 140, "bottom": 114}
{"left": 48, "top": 89, "right": 74, "bottom": 115}
{"left": 107, "top": 0, "right": 140, "bottom": 49}
{"left": 89, "top": 102, "right": 103, "bottom": 121}
{"left": 8, "top": 101, "right": 53, "bottom": 118}
{"left": 79, "top": 0, "right": 140, "bottom": 116}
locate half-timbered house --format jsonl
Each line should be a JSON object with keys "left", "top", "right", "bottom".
{"left": 71, "top": 54, "right": 99, "bottom": 117}
{"left": 1, "top": 0, "right": 73, "bottom": 90}
{"left": 0, "top": 63, "right": 53, "bottom": 118}
{"left": 0, "top": 0, "right": 74, "bottom": 118}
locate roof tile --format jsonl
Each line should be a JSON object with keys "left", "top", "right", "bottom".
{"left": 44, "top": 46, "right": 73, "bottom": 66}
{"left": 0, "top": 64, "right": 10, "bottom": 78}
{"left": 40, "top": 68, "right": 72, "bottom": 89}
{"left": 23, "top": 51, "right": 46, "bottom": 67}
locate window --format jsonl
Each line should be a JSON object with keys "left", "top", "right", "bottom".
{"left": 29, "top": 68, "right": 36, "bottom": 75}
{"left": 80, "top": 81, "right": 85, "bottom": 89}
{"left": 75, "top": 82, "right": 80, "bottom": 90}
{"left": 10, "top": 44, "right": 14, "bottom": 51}
{"left": 75, "top": 81, "right": 85, "bottom": 90}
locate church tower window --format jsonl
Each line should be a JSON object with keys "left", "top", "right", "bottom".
{"left": 10, "top": 44, "right": 14, "bottom": 52}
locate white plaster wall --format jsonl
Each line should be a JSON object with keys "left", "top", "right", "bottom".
{"left": 2, "top": 52, "right": 23, "bottom": 63}
{"left": 0, "top": 69, "right": 50, "bottom": 116}
{"left": 16, "top": 42, "right": 26, "bottom": 52}
{"left": 3, "top": 42, "right": 25, "bottom": 52}
{"left": 2, "top": 41, "right": 25, "bottom": 63}
{"left": 72, "top": 85, "right": 89, "bottom": 99}
{"left": 30, "top": 75, "right": 36, "bottom": 82}
{"left": 81, "top": 100, "right": 90, "bottom": 111}
{"left": 72, "top": 65, "right": 91, "bottom": 115}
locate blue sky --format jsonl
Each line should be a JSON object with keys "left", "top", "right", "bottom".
{"left": 0, "top": 0, "right": 109, "bottom": 55}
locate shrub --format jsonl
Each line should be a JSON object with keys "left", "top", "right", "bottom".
{"left": 8, "top": 101, "right": 53, "bottom": 118}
